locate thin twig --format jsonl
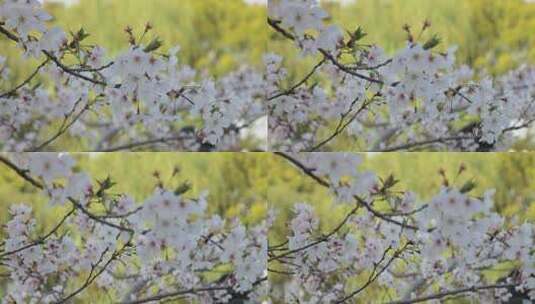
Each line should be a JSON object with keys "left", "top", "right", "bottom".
{"left": 335, "top": 244, "right": 408, "bottom": 303}
{"left": 0, "top": 207, "right": 75, "bottom": 259}
{"left": 97, "top": 135, "right": 193, "bottom": 152}
{"left": 377, "top": 135, "right": 474, "bottom": 152}
{"left": 0, "top": 25, "right": 107, "bottom": 86}
{"left": 29, "top": 101, "right": 91, "bottom": 151}
{"left": 308, "top": 96, "right": 373, "bottom": 151}
{"left": 268, "top": 58, "right": 326, "bottom": 101}
{"left": 0, "top": 155, "right": 134, "bottom": 233}
{"left": 269, "top": 204, "right": 360, "bottom": 262}
{"left": 275, "top": 152, "right": 420, "bottom": 231}
{"left": 386, "top": 284, "right": 517, "bottom": 304}
{"left": 0, "top": 59, "right": 50, "bottom": 98}
{"left": 55, "top": 237, "right": 132, "bottom": 304}
{"left": 54, "top": 247, "right": 111, "bottom": 304}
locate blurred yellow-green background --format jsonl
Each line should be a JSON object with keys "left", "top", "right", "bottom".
{"left": 269, "top": 152, "right": 535, "bottom": 245}
{"left": 0, "top": 153, "right": 268, "bottom": 230}
{"left": 272, "top": 0, "right": 535, "bottom": 79}
{"left": 0, "top": 152, "right": 268, "bottom": 302}
{"left": 4, "top": 0, "right": 535, "bottom": 150}
{"left": 268, "top": 152, "right": 535, "bottom": 303}
{"left": 270, "top": 0, "right": 535, "bottom": 151}
{"left": 1, "top": 0, "right": 267, "bottom": 87}
{"left": 330, "top": 0, "right": 535, "bottom": 75}
{"left": 1, "top": 152, "right": 535, "bottom": 302}
{"left": 4, "top": 0, "right": 535, "bottom": 94}
{"left": 1, "top": 0, "right": 267, "bottom": 151}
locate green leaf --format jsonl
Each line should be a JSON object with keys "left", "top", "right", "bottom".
{"left": 353, "top": 26, "right": 367, "bottom": 41}
{"left": 422, "top": 34, "right": 441, "bottom": 50}
{"left": 346, "top": 26, "right": 367, "bottom": 48}
{"left": 144, "top": 37, "right": 163, "bottom": 52}
{"left": 382, "top": 174, "right": 399, "bottom": 190}
{"left": 77, "top": 27, "right": 90, "bottom": 41}
{"left": 96, "top": 176, "right": 116, "bottom": 197}
{"left": 69, "top": 28, "right": 90, "bottom": 49}
{"left": 174, "top": 181, "right": 191, "bottom": 195}
{"left": 460, "top": 180, "right": 477, "bottom": 194}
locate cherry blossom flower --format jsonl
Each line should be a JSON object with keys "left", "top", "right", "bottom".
{"left": 0, "top": 153, "right": 268, "bottom": 303}
{"left": 0, "top": 1, "right": 266, "bottom": 151}
{"left": 268, "top": 0, "right": 535, "bottom": 152}
{"left": 269, "top": 153, "right": 535, "bottom": 303}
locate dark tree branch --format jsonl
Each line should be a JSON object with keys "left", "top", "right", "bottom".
{"left": 387, "top": 283, "right": 518, "bottom": 304}
{"left": 274, "top": 151, "right": 329, "bottom": 187}
{"left": 42, "top": 50, "right": 107, "bottom": 86}
{"left": 334, "top": 244, "right": 409, "bottom": 303}
{"left": 0, "top": 59, "right": 50, "bottom": 98}
{"left": 0, "top": 25, "right": 107, "bottom": 86}
{"left": 0, "top": 207, "right": 75, "bottom": 259}
{"left": 275, "top": 152, "right": 420, "bottom": 230}
{"left": 377, "top": 135, "right": 474, "bottom": 152}
{"left": 29, "top": 100, "right": 91, "bottom": 152}
{"left": 121, "top": 286, "right": 232, "bottom": 304}
{"left": 0, "top": 155, "right": 134, "bottom": 233}
{"left": 268, "top": 203, "right": 360, "bottom": 262}
{"left": 97, "top": 135, "right": 194, "bottom": 152}
{"left": 122, "top": 277, "right": 268, "bottom": 304}
{"left": 267, "top": 18, "right": 385, "bottom": 85}
{"left": 308, "top": 95, "right": 374, "bottom": 152}
{"left": 268, "top": 58, "right": 326, "bottom": 101}
{"left": 319, "top": 49, "right": 385, "bottom": 85}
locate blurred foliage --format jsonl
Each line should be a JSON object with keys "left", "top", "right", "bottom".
{"left": 261, "top": 152, "right": 535, "bottom": 259}
{"left": 1, "top": 152, "right": 535, "bottom": 302}
{"left": 4, "top": 152, "right": 531, "bottom": 255}
{"left": 268, "top": 152, "right": 535, "bottom": 240}
{"left": 0, "top": 153, "right": 269, "bottom": 261}
{"left": 1, "top": 0, "right": 266, "bottom": 86}
{"left": 271, "top": 0, "right": 535, "bottom": 81}
{"left": 267, "top": 152, "right": 535, "bottom": 302}
{"left": 270, "top": 0, "right": 535, "bottom": 151}
{"left": 0, "top": 0, "right": 266, "bottom": 151}
{"left": 3, "top": 0, "right": 535, "bottom": 90}
{"left": 329, "top": 0, "right": 535, "bottom": 75}
{"left": 0, "top": 153, "right": 269, "bottom": 301}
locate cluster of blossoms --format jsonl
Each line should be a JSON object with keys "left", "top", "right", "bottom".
{"left": 0, "top": 153, "right": 267, "bottom": 303}
{"left": 267, "top": 0, "right": 535, "bottom": 152}
{"left": 3, "top": 0, "right": 533, "bottom": 152}
{"left": 1, "top": 153, "right": 534, "bottom": 303}
{"left": 0, "top": 0, "right": 266, "bottom": 152}
{"left": 269, "top": 153, "right": 535, "bottom": 303}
